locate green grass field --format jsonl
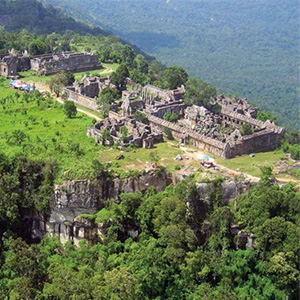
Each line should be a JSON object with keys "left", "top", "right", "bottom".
{"left": 0, "top": 78, "right": 17, "bottom": 97}
{"left": 19, "top": 62, "right": 119, "bottom": 85}
{"left": 215, "top": 150, "right": 286, "bottom": 177}
{"left": 19, "top": 70, "right": 55, "bottom": 84}
{"left": 73, "top": 63, "right": 119, "bottom": 81}
{"left": 0, "top": 77, "right": 294, "bottom": 182}
{"left": 97, "top": 141, "right": 186, "bottom": 173}
{"left": 0, "top": 86, "right": 102, "bottom": 182}
{"left": 0, "top": 82, "right": 185, "bottom": 181}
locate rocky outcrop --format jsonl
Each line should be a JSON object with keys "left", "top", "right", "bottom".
{"left": 31, "top": 169, "right": 253, "bottom": 245}
{"left": 38, "top": 169, "right": 171, "bottom": 245}
{"left": 195, "top": 179, "right": 251, "bottom": 205}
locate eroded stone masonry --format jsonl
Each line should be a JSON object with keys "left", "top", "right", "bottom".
{"left": 73, "top": 76, "right": 285, "bottom": 158}
{"left": 0, "top": 48, "right": 101, "bottom": 78}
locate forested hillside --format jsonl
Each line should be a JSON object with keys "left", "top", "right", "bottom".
{"left": 46, "top": 0, "right": 299, "bottom": 129}
{"left": 0, "top": 0, "right": 107, "bottom": 35}
{"left": 0, "top": 151, "right": 299, "bottom": 299}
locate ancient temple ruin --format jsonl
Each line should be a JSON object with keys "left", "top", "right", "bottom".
{"left": 31, "top": 51, "right": 101, "bottom": 75}
{"left": 0, "top": 49, "right": 102, "bottom": 78}
{"left": 0, "top": 49, "right": 31, "bottom": 78}
{"left": 87, "top": 111, "right": 163, "bottom": 149}
{"left": 63, "top": 75, "right": 115, "bottom": 111}
{"left": 87, "top": 79, "right": 285, "bottom": 158}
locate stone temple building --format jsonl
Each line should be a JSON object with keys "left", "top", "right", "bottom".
{"left": 0, "top": 49, "right": 31, "bottom": 78}
{"left": 87, "top": 78, "right": 285, "bottom": 158}
{"left": 74, "top": 75, "right": 115, "bottom": 98}
{"left": 63, "top": 75, "right": 116, "bottom": 111}
{"left": 31, "top": 51, "right": 101, "bottom": 75}
{"left": 87, "top": 111, "right": 163, "bottom": 149}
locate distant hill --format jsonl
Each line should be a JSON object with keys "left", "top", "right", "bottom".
{"left": 45, "top": 0, "right": 299, "bottom": 129}
{"left": 0, "top": 0, "right": 107, "bottom": 36}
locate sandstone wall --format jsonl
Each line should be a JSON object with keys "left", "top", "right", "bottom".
{"left": 64, "top": 87, "right": 99, "bottom": 111}
{"left": 148, "top": 115, "right": 227, "bottom": 157}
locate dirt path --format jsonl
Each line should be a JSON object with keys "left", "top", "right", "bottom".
{"left": 56, "top": 97, "right": 102, "bottom": 121}
{"left": 30, "top": 81, "right": 102, "bottom": 121}
{"left": 99, "top": 67, "right": 113, "bottom": 75}
{"left": 178, "top": 145, "right": 299, "bottom": 184}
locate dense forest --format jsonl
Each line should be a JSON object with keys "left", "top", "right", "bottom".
{"left": 0, "top": 0, "right": 107, "bottom": 35}
{"left": 46, "top": 0, "right": 299, "bottom": 130}
{"left": 0, "top": 153, "right": 299, "bottom": 299}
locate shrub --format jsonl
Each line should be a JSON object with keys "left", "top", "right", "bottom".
{"left": 240, "top": 123, "right": 253, "bottom": 136}
{"left": 64, "top": 100, "right": 77, "bottom": 118}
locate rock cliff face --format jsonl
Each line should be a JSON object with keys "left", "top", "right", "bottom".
{"left": 32, "top": 170, "right": 252, "bottom": 245}
{"left": 35, "top": 169, "right": 171, "bottom": 245}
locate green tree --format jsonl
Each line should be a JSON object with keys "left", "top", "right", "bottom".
{"left": 29, "top": 37, "right": 48, "bottom": 55}
{"left": 134, "top": 54, "right": 149, "bottom": 74}
{"left": 93, "top": 267, "right": 137, "bottom": 300}
{"left": 184, "top": 77, "right": 217, "bottom": 107}
{"left": 110, "top": 64, "right": 130, "bottom": 91}
{"left": 161, "top": 66, "right": 188, "bottom": 89}
{"left": 240, "top": 123, "right": 253, "bottom": 136}
{"left": 43, "top": 264, "right": 94, "bottom": 300}
{"left": 163, "top": 111, "right": 178, "bottom": 123}
{"left": 60, "top": 70, "right": 75, "bottom": 86}
{"left": 97, "top": 87, "right": 116, "bottom": 117}
{"left": 64, "top": 100, "right": 77, "bottom": 118}
{"left": 148, "top": 60, "right": 164, "bottom": 82}
{"left": 119, "top": 125, "right": 130, "bottom": 143}
{"left": 49, "top": 75, "right": 64, "bottom": 97}
{"left": 121, "top": 45, "right": 135, "bottom": 68}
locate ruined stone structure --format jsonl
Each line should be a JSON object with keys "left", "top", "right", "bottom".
{"left": 215, "top": 95, "right": 258, "bottom": 118}
{"left": 121, "top": 83, "right": 186, "bottom": 119}
{"left": 31, "top": 51, "right": 101, "bottom": 75}
{"left": 74, "top": 75, "right": 115, "bottom": 98}
{"left": 121, "top": 90, "right": 144, "bottom": 117}
{"left": 0, "top": 49, "right": 31, "bottom": 78}
{"left": 87, "top": 77, "right": 285, "bottom": 158}
{"left": 87, "top": 113, "right": 163, "bottom": 149}
{"left": 142, "top": 84, "right": 185, "bottom": 102}
{"left": 63, "top": 87, "right": 99, "bottom": 111}
{"left": 64, "top": 75, "right": 115, "bottom": 111}
{"left": 120, "top": 80, "right": 285, "bottom": 158}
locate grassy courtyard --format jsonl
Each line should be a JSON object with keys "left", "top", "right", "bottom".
{"left": 214, "top": 150, "right": 286, "bottom": 178}
{"left": 19, "top": 62, "right": 119, "bottom": 85}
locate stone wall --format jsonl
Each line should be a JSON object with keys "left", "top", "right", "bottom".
{"left": 147, "top": 111, "right": 284, "bottom": 159}
{"left": 126, "top": 78, "right": 143, "bottom": 91}
{"left": 0, "top": 56, "right": 18, "bottom": 77}
{"left": 31, "top": 52, "right": 101, "bottom": 75}
{"left": 147, "top": 101, "right": 186, "bottom": 119}
{"left": 64, "top": 87, "right": 99, "bottom": 111}
{"left": 220, "top": 107, "right": 266, "bottom": 129}
{"left": 0, "top": 49, "right": 31, "bottom": 78}
{"left": 227, "top": 128, "right": 285, "bottom": 158}
{"left": 148, "top": 114, "right": 227, "bottom": 157}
